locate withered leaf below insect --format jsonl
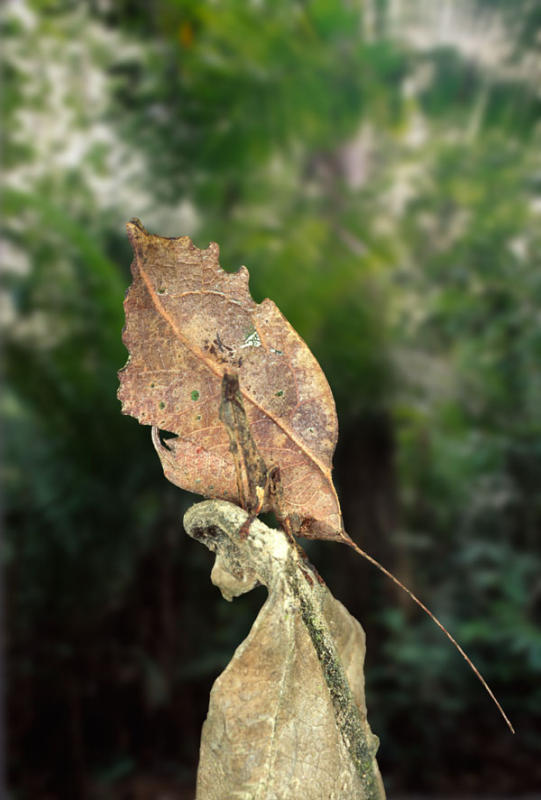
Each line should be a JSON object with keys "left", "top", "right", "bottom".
{"left": 183, "top": 500, "right": 385, "bottom": 800}
{"left": 118, "top": 219, "right": 345, "bottom": 541}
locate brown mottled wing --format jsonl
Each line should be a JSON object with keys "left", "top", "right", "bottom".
{"left": 118, "top": 219, "right": 344, "bottom": 541}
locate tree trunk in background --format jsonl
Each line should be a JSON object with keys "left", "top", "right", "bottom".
{"left": 334, "top": 412, "right": 414, "bottom": 617}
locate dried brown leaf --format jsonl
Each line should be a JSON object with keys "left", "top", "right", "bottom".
{"left": 184, "top": 500, "right": 385, "bottom": 800}
{"left": 118, "top": 219, "right": 345, "bottom": 541}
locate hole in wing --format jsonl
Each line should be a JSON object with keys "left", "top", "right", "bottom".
{"left": 152, "top": 426, "right": 179, "bottom": 452}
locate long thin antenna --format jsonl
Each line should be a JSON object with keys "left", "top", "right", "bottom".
{"left": 343, "top": 533, "right": 515, "bottom": 734}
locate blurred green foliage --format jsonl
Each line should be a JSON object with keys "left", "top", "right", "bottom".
{"left": 2, "top": 0, "right": 541, "bottom": 796}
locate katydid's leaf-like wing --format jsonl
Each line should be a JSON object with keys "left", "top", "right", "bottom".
{"left": 118, "top": 219, "right": 345, "bottom": 541}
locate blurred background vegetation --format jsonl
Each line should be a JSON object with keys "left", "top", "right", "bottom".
{"left": 2, "top": 0, "right": 541, "bottom": 797}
